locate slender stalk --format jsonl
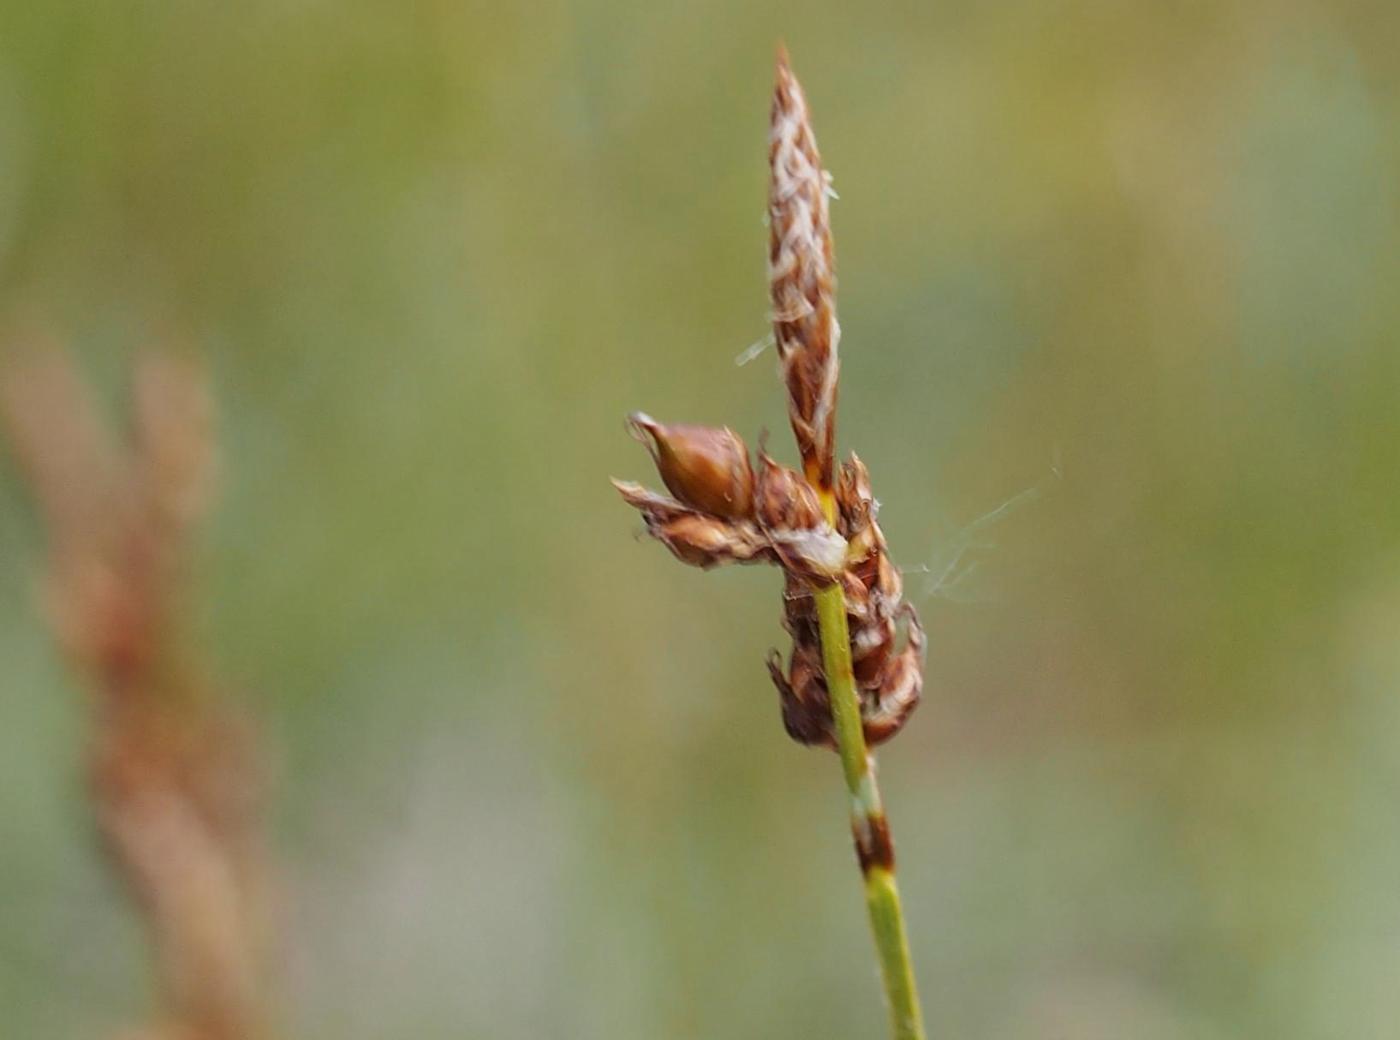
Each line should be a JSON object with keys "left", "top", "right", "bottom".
{"left": 815, "top": 492, "right": 926, "bottom": 1040}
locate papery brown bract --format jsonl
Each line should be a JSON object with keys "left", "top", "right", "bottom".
{"left": 611, "top": 480, "right": 774, "bottom": 570}
{"left": 653, "top": 513, "right": 773, "bottom": 569}
{"left": 836, "top": 453, "right": 877, "bottom": 539}
{"left": 754, "top": 449, "right": 825, "bottom": 532}
{"left": 767, "top": 644, "right": 834, "bottom": 749}
{"left": 862, "top": 607, "right": 925, "bottom": 746}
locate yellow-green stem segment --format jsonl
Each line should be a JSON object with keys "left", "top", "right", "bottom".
{"left": 814, "top": 493, "right": 926, "bottom": 1040}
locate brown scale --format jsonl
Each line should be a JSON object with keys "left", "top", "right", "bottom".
{"left": 767, "top": 603, "right": 923, "bottom": 750}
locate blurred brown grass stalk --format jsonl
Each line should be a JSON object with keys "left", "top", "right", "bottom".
{"left": 2, "top": 335, "right": 273, "bottom": 1040}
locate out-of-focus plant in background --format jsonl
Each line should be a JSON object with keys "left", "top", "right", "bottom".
{"left": 1, "top": 2, "right": 1398, "bottom": 1038}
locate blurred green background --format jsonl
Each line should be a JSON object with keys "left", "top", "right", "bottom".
{"left": 2, "top": 1, "right": 1399, "bottom": 1037}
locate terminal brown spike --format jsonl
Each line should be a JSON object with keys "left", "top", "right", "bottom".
{"left": 769, "top": 47, "right": 840, "bottom": 493}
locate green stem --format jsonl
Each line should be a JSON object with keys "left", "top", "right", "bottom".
{"left": 813, "top": 573, "right": 926, "bottom": 1040}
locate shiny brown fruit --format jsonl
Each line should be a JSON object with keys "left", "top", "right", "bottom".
{"left": 627, "top": 413, "right": 755, "bottom": 520}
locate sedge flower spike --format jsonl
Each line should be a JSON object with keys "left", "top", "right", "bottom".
{"left": 611, "top": 47, "right": 928, "bottom": 1040}
{"left": 769, "top": 46, "right": 840, "bottom": 494}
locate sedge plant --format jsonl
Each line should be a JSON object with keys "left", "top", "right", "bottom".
{"left": 612, "top": 49, "right": 926, "bottom": 1039}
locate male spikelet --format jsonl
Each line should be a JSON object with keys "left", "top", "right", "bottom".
{"left": 769, "top": 46, "right": 840, "bottom": 494}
